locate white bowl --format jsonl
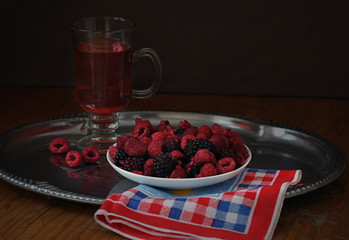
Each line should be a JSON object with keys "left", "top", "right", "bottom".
{"left": 106, "top": 145, "right": 251, "bottom": 189}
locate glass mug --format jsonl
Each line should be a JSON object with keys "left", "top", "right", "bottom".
{"left": 71, "top": 16, "right": 162, "bottom": 151}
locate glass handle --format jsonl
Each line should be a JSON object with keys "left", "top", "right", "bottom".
{"left": 131, "top": 48, "right": 162, "bottom": 99}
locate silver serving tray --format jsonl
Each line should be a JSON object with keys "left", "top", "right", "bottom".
{"left": 0, "top": 111, "right": 346, "bottom": 205}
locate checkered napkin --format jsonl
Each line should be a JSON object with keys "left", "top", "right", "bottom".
{"left": 95, "top": 168, "right": 301, "bottom": 240}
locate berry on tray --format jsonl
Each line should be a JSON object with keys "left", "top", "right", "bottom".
{"left": 49, "top": 138, "right": 102, "bottom": 169}
{"left": 49, "top": 137, "right": 70, "bottom": 154}
{"left": 82, "top": 146, "right": 101, "bottom": 163}
{"left": 109, "top": 118, "right": 250, "bottom": 179}
{"left": 65, "top": 151, "right": 83, "bottom": 167}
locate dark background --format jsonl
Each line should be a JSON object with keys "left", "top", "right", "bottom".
{"left": 2, "top": 0, "right": 349, "bottom": 97}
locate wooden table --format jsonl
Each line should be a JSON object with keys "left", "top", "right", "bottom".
{"left": 0, "top": 87, "right": 348, "bottom": 239}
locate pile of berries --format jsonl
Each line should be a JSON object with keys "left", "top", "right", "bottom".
{"left": 49, "top": 138, "right": 101, "bottom": 167}
{"left": 108, "top": 118, "right": 249, "bottom": 178}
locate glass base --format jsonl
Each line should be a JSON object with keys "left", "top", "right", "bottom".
{"left": 77, "top": 112, "right": 120, "bottom": 153}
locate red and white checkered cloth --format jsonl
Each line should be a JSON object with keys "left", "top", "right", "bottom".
{"left": 95, "top": 168, "right": 301, "bottom": 240}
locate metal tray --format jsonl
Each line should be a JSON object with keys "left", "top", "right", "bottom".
{"left": 0, "top": 111, "right": 346, "bottom": 205}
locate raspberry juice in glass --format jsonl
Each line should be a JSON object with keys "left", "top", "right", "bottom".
{"left": 75, "top": 39, "right": 132, "bottom": 114}
{"left": 72, "top": 17, "right": 162, "bottom": 152}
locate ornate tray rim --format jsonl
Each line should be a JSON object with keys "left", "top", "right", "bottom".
{"left": 0, "top": 111, "right": 346, "bottom": 205}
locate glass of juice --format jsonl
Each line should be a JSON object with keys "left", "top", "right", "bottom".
{"left": 71, "top": 17, "right": 162, "bottom": 152}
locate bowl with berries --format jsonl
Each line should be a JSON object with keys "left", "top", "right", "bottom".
{"left": 106, "top": 118, "right": 251, "bottom": 189}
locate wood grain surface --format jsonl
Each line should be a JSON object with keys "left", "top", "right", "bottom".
{"left": 0, "top": 87, "right": 348, "bottom": 240}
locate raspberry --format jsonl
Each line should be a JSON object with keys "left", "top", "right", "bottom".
{"left": 49, "top": 137, "right": 70, "bottom": 154}
{"left": 183, "top": 138, "right": 217, "bottom": 160}
{"left": 183, "top": 127, "right": 198, "bottom": 136}
{"left": 153, "top": 153, "right": 176, "bottom": 178}
{"left": 228, "top": 134, "right": 249, "bottom": 166}
{"left": 116, "top": 135, "right": 130, "bottom": 149}
{"left": 210, "top": 135, "right": 228, "bottom": 152}
{"left": 197, "top": 163, "right": 217, "bottom": 177}
{"left": 147, "top": 140, "right": 163, "bottom": 158}
{"left": 136, "top": 118, "right": 154, "bottom": 130}
{"left": 169, "top": 165, "right": 187, "bottom": 178}
{"left": 192, "top": 149, "right": 217, "bottom": 166}
{"left": 216, "top": 157, "right": 236, "bottom": 174}
{"left": 221, "top": 128, "right": 232, "bottom": 137}
{"left": 131, "top": 118, "right": 154, "bottom": 138}
{"left": 124, "top": 138, "right": 147, "bottom": 157}
{"left": 169, "top": 150, "right": 184, "bottom": 165}
{"left": 152, "top": 132, "right": 166, "bottom": 141}
{"left": 115, "top": 147, "right": 128, "bottom": 166}
{"left": 122, "top": 156, "right": 145, "bottom": 172}
{"left": 139, "top": 136, "right": 152, "bottom": 146}
{"left": 132, "top": 125, "right": 151, "bottom": 138}
{"left": 108, "top": 145, "right": 119, "bottom": 160}
{"left": 156, "top": 120, "right": 175, "bottom": 132}
{"left": 162, "top": 139, "right": 180, "bottom": 153}
{"left": 165, "top": 130, "right": 180, "bottom": 141}
{"left": 232, "top": 144, "right": 249, "bottom": 166}
{"left": 211, "top": 123, "right": 224, "bottom": 135}
{"left": 196, "top": 133, "right": 208, "bottom": 140}
{"left": 197, "top": 125, "right": 212, "bottom": 139}
{"left": 180, "top": 135, "right": 196, "bottom": 149}
{"left": 229, "top": 132, "right": 243, "bottom": 145}
{"left": 179, "top": 120, "right": 193, "bottom": 129}
{"left": 65, "top": 151, "right": 83, "bottom": 167}
{"left": 169, "top": 150, "right": 184, "bottom": 160}
{"left": 144, "top": 158, "right": 154, "bottom": 176}
{"left": 82, "top": 146, "right": 101, "bottom": 163}
{"left": 178, "top": 120, "right": 198, "bottom": 136}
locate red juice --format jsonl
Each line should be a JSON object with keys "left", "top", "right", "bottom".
{"left": 75, "top": 39, "right": 132, "bottom": 114}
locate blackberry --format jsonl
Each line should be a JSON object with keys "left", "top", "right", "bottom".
{"left": 188, "top": 165, "right": 201, "bottom": 178}
{"left": 183, "top": 138, "right": 217, "bottom": 160}
{"left": 114, "top": 147, "right": 128, "bottom": 167}
{"left": 162, "top": 139, "right": 180, "bottom": 153}
{"left": 153, "top": 153, "right": 176, "bottom": 177}
{"left": 122, "top": 156, "right": 145, "bottom": 172}
{"left": 174, "top": 129, "right": 185, "bottom": 136}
